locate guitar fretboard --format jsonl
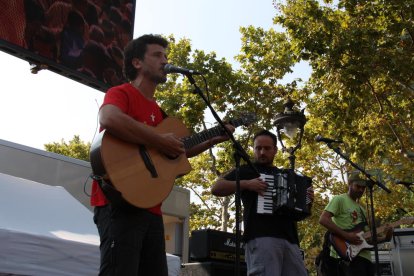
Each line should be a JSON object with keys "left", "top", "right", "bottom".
{"left": 182, "top": 125, "right": 224, "bottom": 150}
{"left": 363, "top": 217, "right": 414, "bottom": 239}
{"left": 181, "top": 117, "right": 249, "bottom": 150}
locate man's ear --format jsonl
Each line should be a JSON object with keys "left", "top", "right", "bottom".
{"left": 132, "top": 58, "right": 142, "bottom": 70}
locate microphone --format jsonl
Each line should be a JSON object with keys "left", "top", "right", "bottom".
{"left": 396, "top": 180, "right": 414, "bottom": 191}
{"left": 164, "top": 64, "right": 202, "bottom": 75}
{"left": 315, "top": 135, "right": 343, "bottom": 144}
{"left": 396, "top": 180, "right": 414, "bottom": 186}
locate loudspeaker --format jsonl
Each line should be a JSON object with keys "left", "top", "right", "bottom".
{"left": 376, "top": 261, "right": 393, "bottom": 276}
{"left": 392, "top": 228, "right": 414, "bottom": 276}
{"left": 181, "top": 261, "right": 247, "bottom": 276}
{"left": 372, "top": 250, "right": 394, "bottom": 276}
{"left": 189, "top": 229, "right": 245, "bottom": 263}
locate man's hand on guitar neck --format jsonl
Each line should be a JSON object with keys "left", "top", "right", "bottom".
{"left": 186, "top": 123, "right": 235, "bottom": 158}
{"left": 366, "top": 224, "right": 394, "bottom": 244}
{"left": 210, "top": 124, "right": 236, "bottom": 144}
{"left": 151, "top": 121, "right": 235, "bottom": 159}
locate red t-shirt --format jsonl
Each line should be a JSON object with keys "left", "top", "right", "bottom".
{"left": 90, "top": 83, "right": 164, "bottom": 215}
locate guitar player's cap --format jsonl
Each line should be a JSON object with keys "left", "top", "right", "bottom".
{"left": 348, "top": 172, "right": 367, "bottom": 186}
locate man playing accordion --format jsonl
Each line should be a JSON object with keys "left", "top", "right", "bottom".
{"left": 212, "top": 129, "right": 314, "bottom": 276}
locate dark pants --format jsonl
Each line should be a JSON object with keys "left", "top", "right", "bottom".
{"left": 325, "top": 256, "right": 374, "bottom": 276}
{"left": 93, "top": 205, "right": 168, "bottom": 276}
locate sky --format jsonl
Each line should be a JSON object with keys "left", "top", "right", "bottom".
{"left": 0, "top": 0, "right": 309, "bottom": 150}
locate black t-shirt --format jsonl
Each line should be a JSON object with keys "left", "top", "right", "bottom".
{"left": 223, "top": 163, "right": 299, "bottom": 245}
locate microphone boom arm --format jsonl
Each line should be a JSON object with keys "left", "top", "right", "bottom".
{"left": 325, "top": 144, "right": 391, "bottom": 193}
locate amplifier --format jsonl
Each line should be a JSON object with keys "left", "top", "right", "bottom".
{"left": 190, "top": 229, "right": 245, "bottom": 263}
{"left": 392, "top": 228, "right": 414, "bottom": 276}
{"left": 372, "top": 250, "right": 394, "bottom": 276}
{"left": 377, "top": 262, "right": 393, "bottom": 276}
{"left": 181, "top": 261, "right": 247, "bottom": 276}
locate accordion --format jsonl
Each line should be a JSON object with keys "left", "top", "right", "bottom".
{"left": 257, "top": 170, "right": 312, "bottom": 221}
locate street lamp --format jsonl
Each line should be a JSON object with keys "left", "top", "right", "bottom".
{"left": 273, "top": 98, "right": 307, "bottom": 170}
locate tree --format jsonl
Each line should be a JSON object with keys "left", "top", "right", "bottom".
{"left": 44, "top": 135, "right": 90, "bottom": 161}
{"left": 271, "top": 0, "right": 414, "bottom": 273}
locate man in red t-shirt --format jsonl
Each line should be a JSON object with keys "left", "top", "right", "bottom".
{"left": 92, "top": 34, "right": 234, "bottom": 275}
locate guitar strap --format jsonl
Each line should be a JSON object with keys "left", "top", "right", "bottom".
{"left": 93, "top": 175, "right": 134, "bottom": 209}
{"left": 160, "top": 108, "right": 168, "bottom": 119}
{"left": 358, "top": 205, "right": 369, "bottom": 229}
{"left": 315, "top": 230, "right": 333, "bottom": 275}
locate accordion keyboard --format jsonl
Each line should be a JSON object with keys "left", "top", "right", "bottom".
{"left": 256, "top": 171, "right": 312, "bottom": 221}
{"left": 257, "top": 173, "right": 275, "bottom": 214}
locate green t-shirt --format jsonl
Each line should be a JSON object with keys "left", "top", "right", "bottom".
{"left": 324, "top": 193, "right": 371, "bottom": 261}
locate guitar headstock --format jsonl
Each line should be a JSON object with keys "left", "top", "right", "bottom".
{"left": 229, "top": 113, "right": 257, "bottom": 128}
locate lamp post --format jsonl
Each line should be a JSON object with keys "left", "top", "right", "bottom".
{"left": 273, "top": 98, "right": 307, "bottom": 170}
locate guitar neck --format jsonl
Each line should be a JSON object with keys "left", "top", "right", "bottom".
{"left": 362, "top": 217, "right": 414, "bottom": 239}
{"left": 182, "top": 118, "right": 247, "bottom": 150}
{"left": 183, "top": 125, "right": 224, "bottom": 150}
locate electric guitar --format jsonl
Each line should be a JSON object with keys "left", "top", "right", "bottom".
{"left": 89, "top": 113, "right": 256, "bottom": 208}
{"left": 330, "top": 217, "right": 414, "bottom": 261}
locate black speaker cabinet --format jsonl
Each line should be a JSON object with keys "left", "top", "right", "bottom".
{"left": 181, "top": 261, "right": 247, "bottom": 276}
{"left": 190, "top": 229, "right": 245, "bottom": 263}
{"left": 376, "top": 261, "right": 393, "bottom": 276}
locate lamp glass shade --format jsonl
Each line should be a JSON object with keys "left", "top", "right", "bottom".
{"left": 282, "top": 122, "right": 299, "bottom": 139}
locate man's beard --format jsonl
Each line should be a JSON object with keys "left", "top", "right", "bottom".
{"left": 152, "top": 74, "right": 167, "bottom": 84}
{"left": 256, "top": 157, "right": 272, "bottom": 166}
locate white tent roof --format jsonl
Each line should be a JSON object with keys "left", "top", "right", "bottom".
{"left": 0, "top": 172, "right": 100, "bottom": 275}
{"left": 0, "top": 173, "right": 99, "bottom": 244}
{"left": 0, "top": 173, "right": 181, "bottom": 276}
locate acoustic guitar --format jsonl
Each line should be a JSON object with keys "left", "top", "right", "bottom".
{"left": 329, "top": 217, "right": 414, "bottom": 261}
{"left": 90, "top": 114, "right": 256, "bottom": 208}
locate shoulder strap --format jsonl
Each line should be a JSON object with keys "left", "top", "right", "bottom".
{"left": 160, "top": 108, "right": 168, "bottom": 119}
{"left": 315, "top": 231, "right": 331, "bottom": 265}
{"left": 358, "top": 205, "right": 369, "bottom": 227}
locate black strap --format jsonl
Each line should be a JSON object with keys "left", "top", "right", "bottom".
{"left": 139, "top": 145, "right": 158, "bottom": 177}
{"left": 315, "top": 231, "right": 331, "bottom": 274}
{"left": 160, "top": 108, "right": 168, "bottom": 119}
{"left": 93, "top": 175, "right": 130, "bottom": 209}
{"left": 358, "top": 205, "right": 369, "bottom": 228}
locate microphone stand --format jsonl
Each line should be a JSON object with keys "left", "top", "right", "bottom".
{"left": 324, "top": 142, "right": 391, "bottom": 276}
{"left": 185, "top": 74, "right": 259, "bottom": 276}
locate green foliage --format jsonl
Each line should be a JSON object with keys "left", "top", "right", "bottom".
{"left": 157, "top": 1, "right": 414, "bottom": 272}
{"left": 44, "top": 135, "right": 91, "bottom": 161}
{"left": 273, "top": 0, "right": 414, "bottom": 273}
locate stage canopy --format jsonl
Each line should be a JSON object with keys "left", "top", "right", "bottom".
{"left": 0, "top": 172, "right": 180, "bottom": 275}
